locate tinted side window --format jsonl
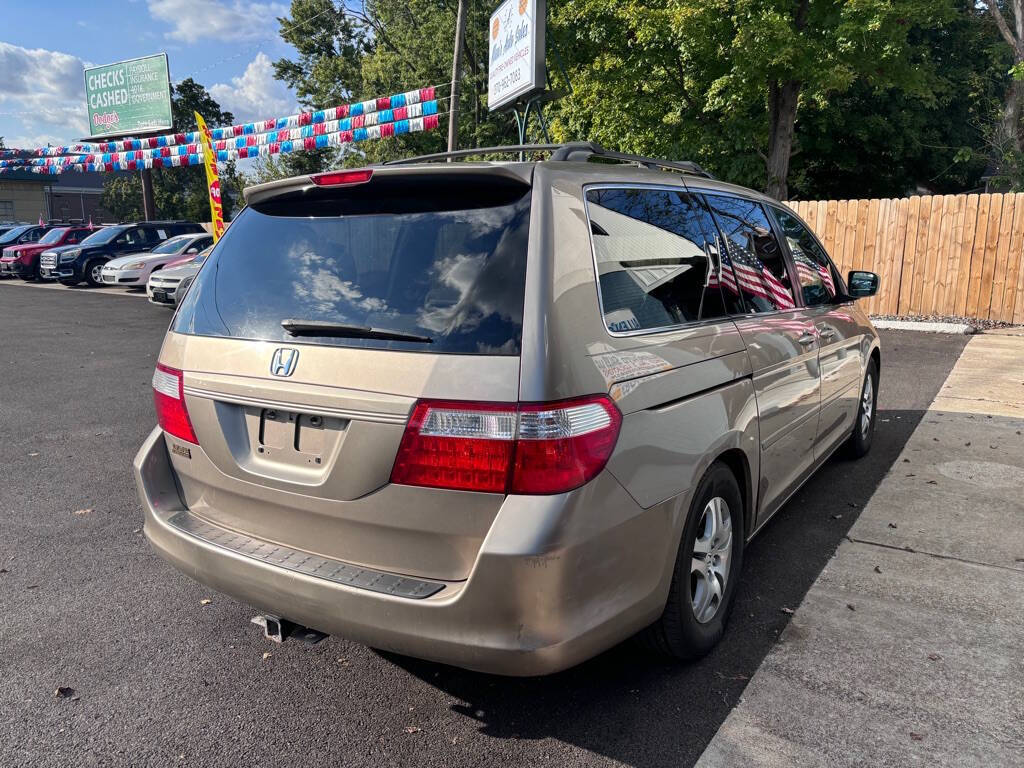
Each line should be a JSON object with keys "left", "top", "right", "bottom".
{"left": 705, "top": 194, "right": 797, "bottom": 313}
{"left": 585, "top": 187, "right": 730, "bottom": 333}
{"left": 772, "top": 207, "right": 837, "bottom": 306}
{"left": 116, "top": 228, "right": 144, "bottom": 247}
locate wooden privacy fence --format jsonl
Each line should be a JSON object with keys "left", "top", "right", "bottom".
{"left": 783, "top": 193, "right": 1024, "bottom": 323}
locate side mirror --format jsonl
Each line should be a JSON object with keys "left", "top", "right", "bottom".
{"left": 186, "top": 247, "right": 199, "bottom": 254}
{"left": 847, "top": 270, "right": 879, "bottom": 299}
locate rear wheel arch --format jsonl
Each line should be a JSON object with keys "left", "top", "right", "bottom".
{"left": 715, "top": 448, "right": 752, "bottom": 543}
{"left": 870, "top": 346, "right": 881, "bottom": 375}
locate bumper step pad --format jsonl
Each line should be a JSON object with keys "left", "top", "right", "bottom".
{"left": 167, "top": 510, "right": 445, "bottom": 599}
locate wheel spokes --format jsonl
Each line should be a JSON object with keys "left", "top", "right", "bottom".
{"left": 690, "top": 495, "right": 733, "bottom": 624}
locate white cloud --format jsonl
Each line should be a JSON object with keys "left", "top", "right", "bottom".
{"left": 0, "top": 43, "right": 86, "bottom": 103}
{"left": 209, "top": 53, "right": 295, "bottom": 123}
{"left": 148, "top": 0, "right": 287, "bottom": 42}
{"left": 0, "top": 43, "right": 90, "bottom": 144}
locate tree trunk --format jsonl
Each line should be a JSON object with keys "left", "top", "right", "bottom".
{"left": 765, "top": 79, "right": 801, "bottom": 200}
{"left": 447, "top": 0, "right": 467, "bottom": 153}
{"left": 998, "top": 67, "right": 1024, "bottom": 153}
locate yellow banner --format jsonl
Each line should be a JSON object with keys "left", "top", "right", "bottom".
{"left": 194, "top": 111, "right": 225, "bottom": 242}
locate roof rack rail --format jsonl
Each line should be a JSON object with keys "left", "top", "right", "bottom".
{"left": 384, "top": 141, "right": 714, "bottom": 178}
{"left": 383, "top": 144, "right": 565, "bottom": 165}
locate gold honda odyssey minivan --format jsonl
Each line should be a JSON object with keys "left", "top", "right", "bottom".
{"left": 134, "top": 143, "right": 881, "bottom": 675}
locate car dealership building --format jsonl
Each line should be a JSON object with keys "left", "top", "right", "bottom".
{"left": 0, "top": 169, "right": 112, "bottom": 223}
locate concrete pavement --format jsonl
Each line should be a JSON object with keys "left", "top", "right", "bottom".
{"left": 695, "top": 330, "right": 1024, "bottom": 767}
{"left": 1, "top": 283, "right": 971, "bottom": 768}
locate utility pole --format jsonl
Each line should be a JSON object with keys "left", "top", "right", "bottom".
{"left": 140, "top": 168, "right": 156, "bottom": 221}
{"left": 448, "top": 0, "right": 467, "bottom": 153}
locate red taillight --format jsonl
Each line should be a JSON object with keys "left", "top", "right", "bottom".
{"left": 390, "top": 395, "right": 622, "bottom": 495}
{"left": 152, "top": 363, "right": 198, "bottom": 444}
{"left": 309, "top": 169, "right": 373, "bottom": 186}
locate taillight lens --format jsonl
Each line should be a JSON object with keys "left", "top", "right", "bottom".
{"left": 390, "top": 395, "right": 621, "bottom": 495}
{"left": 152, "top": 363, "right": 198, "bottom": 444}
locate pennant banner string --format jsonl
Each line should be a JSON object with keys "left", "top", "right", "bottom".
{"left": 0, "top": 85, "right": 446, "bottom": 160}
{"left": 0, "top": 113, "right": 445, "bottom": 175}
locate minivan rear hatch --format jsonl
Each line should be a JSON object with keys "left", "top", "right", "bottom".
{"left": 160, "top": 167, "right": 532, "bottom": 582}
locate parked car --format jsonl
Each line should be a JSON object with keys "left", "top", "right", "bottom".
{"left": 0, "top": 224, "right": 63, "bottom": 278}
{"left": 146, "top": 245, "right": 213, "bottom": 307}
{"left": 0, "top": 222, "right": 29, "bottom": 238}
{"left": 39, "top": 221, "right": 205, "bottom": 287}
{"left": 133, "top": 144, "right": 881, "bottom": 676}
{"left": 100, "top": 233, "right": 214, "bottom": 288}
{"left": 0, "top": 226, "right": 93, "bottom": 280}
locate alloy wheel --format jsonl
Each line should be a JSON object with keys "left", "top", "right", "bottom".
{"left": 861, "top": 375, "right": 874, "bottom": 438}
{"left": 691, "top": 496, "right": 732, "bottom": 624}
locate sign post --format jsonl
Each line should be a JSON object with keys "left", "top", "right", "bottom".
{"left": 140, "top": 168, "right": 156, "bottom": 221}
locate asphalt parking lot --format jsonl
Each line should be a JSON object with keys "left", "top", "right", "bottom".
{"left": 0, "top": 282, "right": 970, "bottom": 768}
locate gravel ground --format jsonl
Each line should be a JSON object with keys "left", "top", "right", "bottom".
{"left": 870, "top": 313, "right": 1017, "bottom": 331}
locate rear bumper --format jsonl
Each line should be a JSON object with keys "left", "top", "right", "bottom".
{"left": 133, "top": 426, "right": 681, "bottom": 675}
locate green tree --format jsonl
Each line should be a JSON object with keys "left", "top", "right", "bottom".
{"left": 549, "top": 0, "right": 951, "bottom": 199}
{"left": 269, "top": 0, "right": 517, "bottom": 168}
{"left": 100, "top": 78, "right": 239, "bottom": 222}
{"left": 273, "top": 0, "right": 371, "bottom": 173}
{"left": 356, "top": 0, "right": 520, "bottom": 163}
{"left": 788, "top": 9, "right": 1007, "bottom": 198}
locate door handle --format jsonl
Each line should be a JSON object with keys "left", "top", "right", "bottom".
{"left": 818, "top": 328, "right": 837, "bottom": 341}
{"left": 797, "top": 331, "right": 817, "bottom": 346}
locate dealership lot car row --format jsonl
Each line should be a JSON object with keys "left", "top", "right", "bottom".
{"left": 0, "top": 219, "right": 212, "bottom": 307}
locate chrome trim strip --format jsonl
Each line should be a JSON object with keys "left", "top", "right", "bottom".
{"left": 182, "top": 385, "right": 410, "bottom": 425}
{"left": 168, "top": 510, "right": 445, "bottom": 599}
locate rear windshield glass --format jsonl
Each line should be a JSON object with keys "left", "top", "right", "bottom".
{"left": 172, "top": 174, "right": 531, "bottom": 355}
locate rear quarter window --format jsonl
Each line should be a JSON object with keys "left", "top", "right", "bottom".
{"left": 173, "top": 174, "right": 531, "bottom": 355}
{"left": 585, "top": 186, "right": 732, "bottom": 333}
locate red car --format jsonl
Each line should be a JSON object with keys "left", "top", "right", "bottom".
{"left": 0, "top": 226, "right": 93, "bottom": 280}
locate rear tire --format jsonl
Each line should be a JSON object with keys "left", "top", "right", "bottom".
{"left": 844, "top": 359, "right": 878, "bottom": 459}
{"left": 640, "top": 461, "right": 744, "bottom": 660}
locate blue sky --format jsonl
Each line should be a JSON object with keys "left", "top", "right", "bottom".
{"left": 0, "top": 0, "right": 301, "bottom": 150}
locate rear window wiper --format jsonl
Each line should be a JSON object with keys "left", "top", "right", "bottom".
{"left": 281, "top": 319, "right": 433, "bottom": 344}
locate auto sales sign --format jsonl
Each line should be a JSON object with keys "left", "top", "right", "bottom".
{"left": 84, "top": 54, "right": 173, "bottom": 139}
{"left": 487, "top": 0, "right": 545, "bottom": 111}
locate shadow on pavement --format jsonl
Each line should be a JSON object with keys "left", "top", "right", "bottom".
{"left": 383, "top": 333, "right": 969, "bottom": 768}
